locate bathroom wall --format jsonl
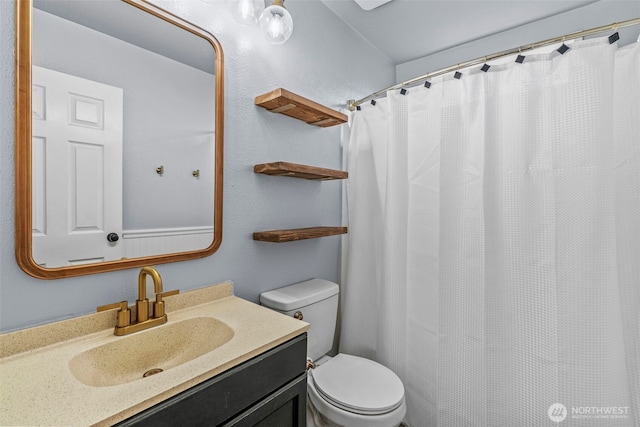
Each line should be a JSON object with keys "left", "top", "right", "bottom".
{"left": 396, "top": 1, "right": 640, "bottom": 83}
{"left": 0, "top": 0, "right": 394, "bottom": 332}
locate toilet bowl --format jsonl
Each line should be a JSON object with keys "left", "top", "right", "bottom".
{"left": 307, "top": 354, "right": 406, "bottom": 427}
{"left": 260, "top": 279, "right": 406, "bottom": 427}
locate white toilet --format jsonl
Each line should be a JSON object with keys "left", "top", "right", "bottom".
{"left": 260, "top": 279, "right": 406, "bottom": 427}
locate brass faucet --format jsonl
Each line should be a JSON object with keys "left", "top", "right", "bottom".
{"left": 97, "top": 267, "right": 179, "bottom": 336}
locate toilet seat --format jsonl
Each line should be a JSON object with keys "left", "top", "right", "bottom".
{"left": 310, "top": 354, "right": 405, "bottom": 416}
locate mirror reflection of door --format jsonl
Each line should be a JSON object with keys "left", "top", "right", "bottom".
{"left": 32, "top": 66, "right": 124, "bottom": 267}
{"left": 32, "top": 1, "right": 216, "bottom": 263}
{"left": 15, "top": 0, "right": 223, "bottom": 279}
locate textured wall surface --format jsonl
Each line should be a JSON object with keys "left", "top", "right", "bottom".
{"left": 0, "top": 0, "right": 394, "bottom": 332}
{"left": 396, "top": 1, "right": 640, "bottom": 83}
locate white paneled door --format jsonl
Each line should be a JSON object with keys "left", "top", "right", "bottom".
{"left": 32, "top": 66, "right": 123, "bottom": 268}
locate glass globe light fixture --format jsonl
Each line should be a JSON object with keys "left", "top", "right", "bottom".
{"left": 230, "top": 0, "right": 264, "bottom": 26}
{"left": 259, "top": 0, "right": 293, "bottom": 45}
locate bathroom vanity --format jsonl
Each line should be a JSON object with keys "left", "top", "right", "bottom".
{"left": 0, "top": 282, "right": 309, "bottom": 426}
{"left": 117, "top": 334, "right": 307, "bottom": 426}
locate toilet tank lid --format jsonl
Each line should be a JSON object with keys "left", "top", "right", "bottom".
{"left": 260, "top": 279, "right": 339, "bottom": 311}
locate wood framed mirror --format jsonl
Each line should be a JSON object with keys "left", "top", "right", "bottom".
{"left": 15, "top": 0, "right": 224, "bottom": 279}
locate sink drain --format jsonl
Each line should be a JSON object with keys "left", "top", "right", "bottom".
{"left": 143, "top": 368, "right": 164, "bottom": 378}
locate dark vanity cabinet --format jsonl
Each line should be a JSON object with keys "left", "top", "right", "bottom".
{"left": 117, "top": 334, "right": 307, "bottom": 427}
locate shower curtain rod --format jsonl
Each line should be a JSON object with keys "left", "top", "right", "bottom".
{"left": 348, "top": 17, "right": 640, "bottom": 111}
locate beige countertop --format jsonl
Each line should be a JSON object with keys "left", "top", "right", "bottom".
{"left": 0, "top": 282, "right": 309, "bottom": 426}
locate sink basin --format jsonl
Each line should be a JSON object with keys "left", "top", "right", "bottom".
{"left": 69, "top": 317, "right": 234, "bottom": 387}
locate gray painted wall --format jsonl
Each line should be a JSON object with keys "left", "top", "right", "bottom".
{"left": 0, "top": 0, "right": 394, "bottom": 332}
{"left": 396, "top": 1, "right": 640, "bottom": 83}
{"left": 3, "top": 0, "right": 637, "bottom": 333}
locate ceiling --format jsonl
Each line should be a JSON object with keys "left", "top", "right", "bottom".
{"left": 319, "top": 0, "right": 598, "bottom": 65}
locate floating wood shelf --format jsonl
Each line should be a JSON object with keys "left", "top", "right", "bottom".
{"left": 254, "top": 162, "right": 347, "bottom": 181}
{"left": 255, "top": 88, "right": 348, "bottom": 128}
{"left": 253, "top": 227, "right": 348, "bottom": 243}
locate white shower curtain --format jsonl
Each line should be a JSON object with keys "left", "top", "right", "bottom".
{"left": 340, "top": 37, "right": 639, "bottom": 426}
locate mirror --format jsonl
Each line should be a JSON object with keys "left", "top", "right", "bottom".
{"left": 15, "top": 0, "right": 224, "bottom": 279}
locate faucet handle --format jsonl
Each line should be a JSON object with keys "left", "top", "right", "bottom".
{"left": 153, "top": 289, "right": 180, "bottom": 319}
{"left": 97, "top": 301, "right": 131, "bottom": 328}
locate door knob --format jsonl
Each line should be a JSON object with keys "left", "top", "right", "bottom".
{"left": 107, "top": 232, "right": 119, "bottom": 242}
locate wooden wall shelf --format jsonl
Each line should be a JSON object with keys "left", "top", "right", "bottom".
{"left": 254, "top": 162, "right": 347, "bottom": 181}
{"left": 253, "top": 227, "right": 348, "bottom": 243}
{"left": 255, "top": 88, "right": 348, "bottom": 128}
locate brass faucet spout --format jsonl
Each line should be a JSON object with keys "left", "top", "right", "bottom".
{"left": 138, "top": 266, "right": 163, "bottom": 300}
{"left": 136, "top": 266, "right": 163, "bottom": 322}
{"left": 98, "top": 266, "right": 179, "bottom": 336}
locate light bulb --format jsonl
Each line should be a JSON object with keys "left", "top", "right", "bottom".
{"left": 230, "top": 0, "right": 264, "bottom": 26}
{"left": 259, "top": 0, "right": 293, "bottom": 44}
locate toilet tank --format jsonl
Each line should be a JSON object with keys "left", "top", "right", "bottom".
{"left": 260, "top": 279, "right": 339, "bottom": 361}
